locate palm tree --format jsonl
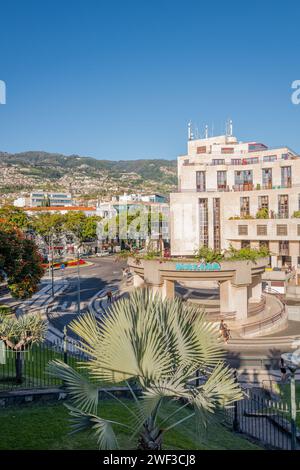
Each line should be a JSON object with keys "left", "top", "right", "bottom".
{"left": 48, "top": 289, "right": 243, "bottom": 450}
{"left": 0, "top": 314, "right": 47, "bottom": 383}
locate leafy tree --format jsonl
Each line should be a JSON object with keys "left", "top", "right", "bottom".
{"left": 0, "top": 314, "right": 47, "bottom": 383}
{"left": 31, "top": 213, "right": 65, "bottom": 239}
{"left": 0, "top": 205, "right": 30, "bottom": 229}
{"left": 0, "top": 222, "right": 45, "bottom": 299}
{"left": 63, "top": 212, "right": 101, "bottom": 244}
{"left": 48, "top": 289, "right": 242, "bottom": 450}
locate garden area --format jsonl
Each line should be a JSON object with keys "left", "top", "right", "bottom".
{"left": 0, "top": 401, "right": 261, "bottom": 450}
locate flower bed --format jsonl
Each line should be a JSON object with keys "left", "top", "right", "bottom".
{"left": 41, "top": 259, "right": 87, "bottom": 269}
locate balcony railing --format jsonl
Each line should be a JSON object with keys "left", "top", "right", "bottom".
{"left": 175, "top": 183, "right": 300, "bottom": 194}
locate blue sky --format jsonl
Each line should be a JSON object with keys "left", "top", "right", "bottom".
{"left": 0, "top": 0, "right": 300, "bottom": 160}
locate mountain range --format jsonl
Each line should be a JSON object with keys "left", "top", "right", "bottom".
{"left": 0, "top": 151, "right": 178, "bottom": 199}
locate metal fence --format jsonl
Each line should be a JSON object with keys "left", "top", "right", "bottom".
{"left": 0, "top": 338, "right": 89, "bottom": 392}
{"left": 224, "top": 388, "right": 299, "bottom": 450}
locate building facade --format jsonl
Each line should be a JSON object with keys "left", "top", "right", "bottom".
{"left": 170, "top": 133, "right": 300, "bottom": 271}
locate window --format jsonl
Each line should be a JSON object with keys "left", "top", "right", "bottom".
{"left": 213, "top": 198, "right": 221, "bottom": 250}
{"left": 231, "top": 159, "right": 241, "bottom": 165}
{"left": 199, "top": 199, "right": 208, "bottom": 247}
{"left": 263, "top": 155, "right": 277, "bottom": 162}
{"left": 262, "top": 168, "right": 272, "bottom": 189}
{"left": 278, "top": 195, "right": 289, "bottom": 218}
{"left": 217, "top": 171, "right": 227, "bottom": 190}
{"left": 244, "top": 157, "right": 259, "bottom": 164}
{"left": 248, "top": 143, "right": 268, "bottom": 152}
{"left": 238, "top": 225, "right": 248, "bottom": 236}
{"left": 279, "top": 240, "right": 289, "bottom": 255}
{"left": 197, "top": 146, "right": 206, "bottom": 154}
{"left": 281, "top": 166, "right": 292, "bottom": 188}
{"left": 212, "top": 159, "right": 225, "bottom": 165}
{"left": 221, "top": 147, "right": 234, "bottom": 154}
{"left": 258, "top": 195, "right": 269, "bottom": 210}
{"left": 240, "top": 197, "right": 250, "bottom": 217}
{"left": 241, "top": 240, "right": 250, "bottom": 248}
{"left": 281, "top": 153, "right": 289, "bottom": 160}
{"left": 235, "top": 170, "right": 253, "bottom": 189}
{"left": 196, "top": 171, "right": 206, "bottom": 192}
{"left": 257, "top": 225, "right": 267, "bottom": 236}
{"left": 277, "top": 224, "right": 288, "bottom": 236}
{"left": 298, "top": 225, "right": 300, "bottom": 237}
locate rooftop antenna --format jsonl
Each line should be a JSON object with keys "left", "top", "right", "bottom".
{"left": 188, "top": 121, "right": 194, "bottom": 141}
{"left": 195, "top": 126, "right": 199, "bottom": 139}
{"left": 205, "top": 124, "right": 208, "bottom": 139}
{"left": 229, "top": 119, "right": 233, "bottom": 137}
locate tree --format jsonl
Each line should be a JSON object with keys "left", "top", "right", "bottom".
{"left": 0, "top": 222, "right": 45, "bottom": 299}
{"left": 48, "top": 289, "right": 242, "bottom": 450}
{"left": 0, "top": 205, "right": 30, "bottom": 229}
{"left": 31, "top": 212, "right": 65, "bottom": 239}
{"left": 0, "top": 314, "right": 47, "bottom": 383}
{"left": 63, "top": 212, "right": 102, "bottom": 249}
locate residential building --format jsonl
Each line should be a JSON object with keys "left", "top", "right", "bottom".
{"left": 170, "top": 132, "right": 300, "bottom": 272}
{"left": 21, "top": 191, "right": 74, "bottom": 207}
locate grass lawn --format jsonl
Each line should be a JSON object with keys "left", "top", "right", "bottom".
{"left": 278, "top": 382, "right": 300, "bottom": 427}
{"left": 0, "top": 400, "right": 261, "bottom": 450}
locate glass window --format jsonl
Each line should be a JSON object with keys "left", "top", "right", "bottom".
{"left": 281, "top": 166, "right": 292, "bottom": 188}
{"left": 240, "top": 197, "right": 250, "bottom": 217}
{"left": 217, "top": 171, "right": 227, "bottom": 190}
{"left": 258, "top": 195, "right": 269, "bottom": 210}
{"left": 278, "top": 195, "right": 289, "bottom": 218}
{"left": 196, "top": 171, "right": 206, "bottom": 192}
{"left": 263, "top": 155, "right": 277, "bottom": 162}
{"left": 262, "top": 168, "right": 272, "bottom": 188}
{"left": 199, "top": 199, "right": 208, "bottom": 247}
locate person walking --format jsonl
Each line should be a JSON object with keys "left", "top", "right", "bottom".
{"left": 280, "top": 358, "right": 287, "bottom": 382}
{"left": 219, "top": 319, "right": 230, "bottom": 344}
{"left": 106, "top": 290, "right": 113, "bottom": 304}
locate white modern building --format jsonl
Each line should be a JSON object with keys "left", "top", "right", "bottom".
{"left": 170, "top": 131, "right": 300, "bottom": 277}
{"left": 13, "top": 191, "right": 74, "bottom": 207}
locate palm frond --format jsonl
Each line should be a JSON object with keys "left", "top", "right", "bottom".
{"left": 66, "top": 404, "right": 125, "bottom": 450}
{"left": 47, "top": 360, "right": 99, "bottom": 413}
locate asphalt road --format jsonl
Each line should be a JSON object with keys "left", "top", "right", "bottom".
{"left": 47, "top": 256, "right": 127, "bottom": 332}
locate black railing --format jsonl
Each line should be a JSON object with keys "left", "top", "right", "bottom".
{"left": 0, "top": 340, "right": 90, "bottom": 392}
{"left": 224, "top": 388, "right": 299, "bottom": 450}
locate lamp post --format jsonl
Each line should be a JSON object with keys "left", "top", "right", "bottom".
{"left": 74, "top": 243, "right": 81, "bottom": 316}
{"left": 281, "top": 349, "right": 300, "bottom": 450}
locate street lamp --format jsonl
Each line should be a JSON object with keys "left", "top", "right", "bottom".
{"left": 74, "top": 243, "right": 81, "bottom": 316}
{"left": 281, "top": 349, "right": 300, "bottom": 450}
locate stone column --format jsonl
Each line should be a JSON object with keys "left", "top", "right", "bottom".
{"left": 161, "top": 279, "right": 175, "bottom": 300}
{"left": 231, "top": 285, "right": 248, "bottom": 321}
{"left": 249, "top": 277, "right": 263, "bottom": 303}
{"left": 219, "top": 280, "right": 235, "bottom": 314}
{"left": 133, "top": 273, "right": 144, "bottom": 288}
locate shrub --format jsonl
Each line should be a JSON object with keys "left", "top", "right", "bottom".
{"left": 256, "top": 208, "right": 269, "bottom": 219}
{"left": 292, "top": 211, "right": 300, "bottom": 218}
{"left": 194, "top": 246, "right": 224, "bottom": 263}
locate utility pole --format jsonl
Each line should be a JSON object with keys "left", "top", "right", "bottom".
{"left": 76, "top": 245, "right": 81, "bottom": 316}
{"left": 48, "top": 232, "right": 54, "bottom": 298}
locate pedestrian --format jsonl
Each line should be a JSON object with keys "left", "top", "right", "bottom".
{"left": 280, "top": 358, "right": 287, "bottom": 382}
{"left": 107, "top": 290, "right": 113, "bottom": 303}
{"left": 219, "top": 319, "right": 230, "bottom": 344}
